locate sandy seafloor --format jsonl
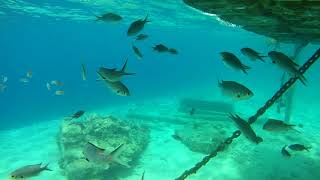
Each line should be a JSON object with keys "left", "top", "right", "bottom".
{"left": 1, "top": 91, "right": 320, "bottom": 180}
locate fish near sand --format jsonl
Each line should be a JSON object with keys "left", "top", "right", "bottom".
{"left": 268, "top": 51, "right": 307, "bottom": 85}
{"left": 220, "top": 52, "right": 250, "bottom": 74}
{"left": 228, "top": 114, "right": 263, "bottom": 144}
{"left": 263, "top": 119, "right": 298, "bottom": 132}
{"left": 136, "top": 34, "right": 148, "bottom": 41}
{"left": 95, "top": 13, "right": 122, "bottom": 22}
{"left": 241, "top": 48, "right": 266, "bottom": 62}
{"left": 10, "top": 163, "right": 51, "bottom": 179}
{"left": 81, "top": 63, "right": 87, "bottom": 81}
{"left": 83, "top": 142, "right": 130, "bottom": 169}
{"left": 127, "top": 15, "right": 150, "bottom": 36}
{"left": 132, "top": 44, "right": 143, "bottom": 59}
{"left": 218, "top": 80, "right": 253, "bottom": 100}
{"left": 153, "top": 44, "right": 169, "bottom": 53}
{"left": 98, "top": 58, "right": 135, "bottom": 82}
{"left": 288, "top": 144, "right": 311, "bottom": 152}
{"left": 65, "top": 110, "right": 85, "bottom": 121}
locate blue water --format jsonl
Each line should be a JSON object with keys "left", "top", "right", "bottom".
{"left": 1, "top": 1, "right": 320, "bottom": 180}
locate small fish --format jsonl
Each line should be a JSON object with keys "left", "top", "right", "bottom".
{"left": 83, "top": 142, "right": 130, "bottom": 169}
{"left": 0, "top": 83, "right": 7, "bottom": 92}
{"left": 288, "top": 144, "right": 311, "bottom": 152}
{"left": 65, "top": 110, "right": 85, "bottom": 121}
{"left": 228, "top": 114, "right": 263, "bottom": 144}
{"left": 241, "top": 48, "right": 266, "bottom": 62}
{"left": 127, "top": 15, "right": 150, "bottom": 36}
{"left": 46, "top": 82, "right": 51, "bottom": 91}
{"left": 106, "top": 81, "right": 130, "bottom": 96}
{"left": 220, "top": 52, "right": 250, "bottom": 74}
{"left": 95, "top": 13, "right": 122, "bottom": 22}
{"left": 218, "top": 80, "right": 253, "bottom": 100}
{"left": 263, "top": 118, "right": 298, "bottom": 132}
{"left": 153, "top": 44, "right": 169, "bottom": 53}
{"left": 26, "top": 70, "right": 33, "bottom": 78}
{"left": 190, "top": 108, "right": 195, "bottom": 116}
{"left": 141, "top": 170, "right": 145, "bottom": 180}
{"left": 81, "top": 63, "right": 87, "bottom": 81}
{"left": 98, "top": 58, "right": 135, "bottom": 82}
{"left": 1, "top": 75, "right": 8, "bottom": 83}
{"left": 19, "top": 78, "right": 29, "bottom": 84}
{"left": 268, "top": 51, "right": 307, "bottom": 85}
{"left": 132, "top": 44, "right": 143, "bottom": 59}
{"left": 281, "top": 145, "right": 291, "bottom": 157}
{"left": 55, "top": 90, "right": 64, "bottom": 96}
{"left": 51, "top": 80, "right": 63, "bottom": 86}
{"left": 10, "top": 163, "right": 51, "bottom": 179}
{"left": 168, "top": 48, "right": 178, "bottom": 55}
{"left": 136, "top": 34, "right": 148, "bottom": 41}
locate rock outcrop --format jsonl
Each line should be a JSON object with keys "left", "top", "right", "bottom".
{"left": 57, "top": 114, "right": 150, "bottom": 180}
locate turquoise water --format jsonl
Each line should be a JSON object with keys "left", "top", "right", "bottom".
{"left": 1, "top": 1, "right": 320, "bottom": 180}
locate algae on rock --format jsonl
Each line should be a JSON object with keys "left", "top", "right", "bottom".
{"left": 57, "top": 114, "right": 150, "bottom": 180}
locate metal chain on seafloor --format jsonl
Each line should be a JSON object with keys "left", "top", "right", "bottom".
{"left": 175, "top": 130, "right": 241, "bottom": 180}
{"left": 175, "top": 48, "right": 320, "bottom": 180}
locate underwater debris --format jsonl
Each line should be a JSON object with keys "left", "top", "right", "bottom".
{"left": 57, "top": 115, "right": 149, "bottom": 180}
{"left": 10, "top": 163, "right": 51, "bottom": 179}
{"left": 281, "top": 145, "right": 291, "bottom": 157}
{"left": 220, "top": 52, "right": 250, "bottom": 74}
{"left": 241, "top": 47, "right": 266, "bottom": 62}
{"left": 288, "top": 144, "right": 311, "bottom": 152}
{"left": 95, "top": 12, "right": 122, "bottom": 22}
{"left": 127, "top": 15, "right": 150, "bottom": 36}
{"left": 132, "top": 44, "right": 143, "bottom": 59}
{"left": 268, "top": 51, "right": 307, "bottom": 85}
{"left": 218, "top": 80, "right": 253, "bottom": 100}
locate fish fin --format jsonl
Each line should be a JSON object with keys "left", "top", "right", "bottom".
{"left": 42, "top": 163, "right": 52, "bottom": 171}
{"left": 242, "top": 65, "right": 251, "bottom": 74}
{"left": 258, "top": 56, "right": 266, "bottom": 62}
{"left": 297, "top": 73, "right": 307, "bottom": 86}
{"left": 108, "top": 144, "right": 130, "bottom": 167}
{"left": 87, "top": 142, "right": 105, "bottom": 151}
{"left": 121, "top": 57, "right": 136, "bottom": 75}
{"left": 144, "top": 14, "right": 150, "bottom": 23}
{"left": 113, "top": 157, "right": 131, "bottom": 168}
{"left": 86, "top": 158, "right": 90, "bottom": 162}
{"left": 306, "top": 147, "right": 312, "bottom": 152}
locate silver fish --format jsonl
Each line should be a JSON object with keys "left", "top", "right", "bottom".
{"left": 127, "top": 15, "right": 150, "bottom": 36}
{"left": 262, "top": 118, "right": 297, "bottom": 132}
{"left": 105, "top": 80, "right": 130, "bottom": 96}
{"left": 10, "top": 163, "right": 51, "bottom": 179}
{"left": 132, "top": 44, "right": 143, "bottom": 59}
{"left": 241, "top": 48, "right": 266, "bottom": 62}
{"left": 98, "top": 58, "right": 135, "bottom": 82}
{"left": 81, "top": 63, "right": 87, "bottom": 81}
{"left": 83, "top": 142, "right": 130, "bottom": 169}
{"left": 96, "top": 13, "right": 122, "bottom": 22}
{"left": 220, "top": 52, "right": 250, "bottom": 74}
{"left": 228, "top": 114, "right": 262, "bottom": 144}
{"left": 268, "top": 51, "right": 307, "bottom": 85}
{"left": 218, "top": 80, "right": 253, "bottom": 100}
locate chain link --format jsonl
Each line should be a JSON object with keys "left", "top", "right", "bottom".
{"left": 175, "top": 48, "right": 320, "bottom": 180}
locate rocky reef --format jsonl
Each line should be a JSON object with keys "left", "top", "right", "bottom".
{"left": 57, "top": 114, "right": 150, "bottom": 180}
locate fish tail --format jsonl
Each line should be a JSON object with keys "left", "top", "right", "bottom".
{"left": 144, "top": 14, "right": 150, "bottom": 23}
{"left": 242, "top": 65, "right": 250, "bottom": 74}
{"left": 95, "top": 16, "right": 101, "bottom": 21}
{"left": 43, "top": 163, "right": 52, "bottom": 171}
{"left": 258, "top": 56, "right": 267, "bottom": 62}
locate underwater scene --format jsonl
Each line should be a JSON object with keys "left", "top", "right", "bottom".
{"left": 1, "top": 0, "right": 320, "bottom": 180}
